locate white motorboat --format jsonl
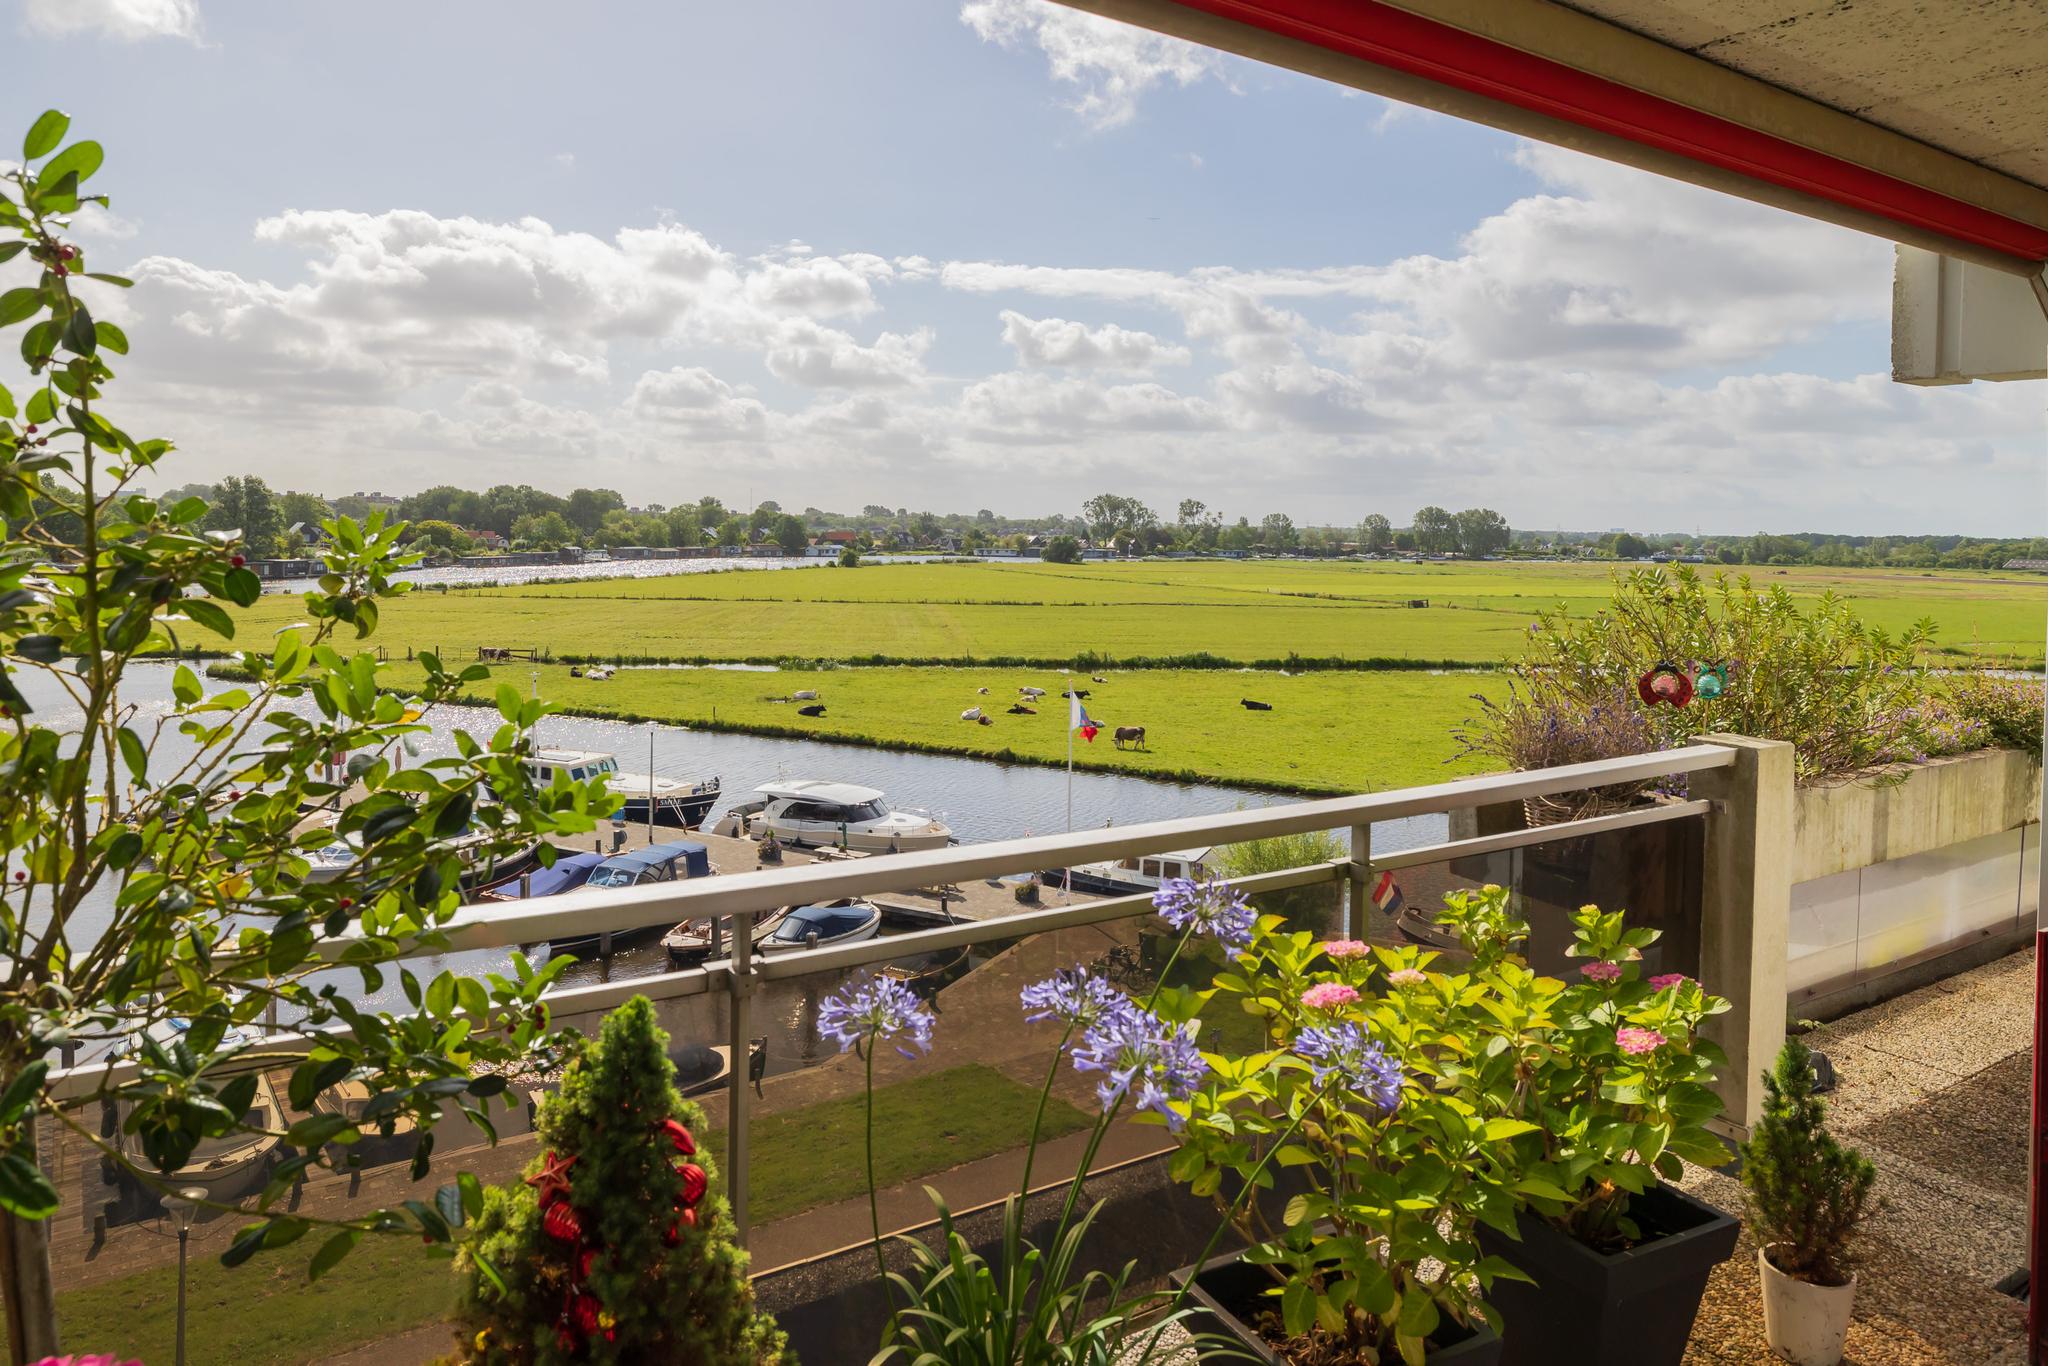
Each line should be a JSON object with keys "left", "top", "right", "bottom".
{"left": 757, "top": 899, "right": 883, "bottom": 953}
{"left": 713, "top": 780, "right": 952, "bottom": 852}
{"left": 1042, "top": 846, "right": 1213, "bottom": 896}
{"left": 301, "top": 822, "right": 538, "bottom": 886}
{"left": 528, "top": 748, "right": 720, "bottom": 829}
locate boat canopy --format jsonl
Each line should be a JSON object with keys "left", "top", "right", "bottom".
{"left": 755, "top": 779, "right": 885, "bottom": 806}
{"left": 510, "top": 851, "right": 607, "bottom": 898}
{"left": 768, "top": 903, "right": 876, "bottom": 943}
{"left": 605, "top": 840, "right": 711, "bottom": 879}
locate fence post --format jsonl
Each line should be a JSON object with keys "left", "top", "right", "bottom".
{"left": 726, "top": 919, "right": 755, "bottom": 1247}
{"left": 1347, "top": 824, "right": 1370, "bottom": 940}
{"left": 1692, "top": 733, "right": 1795, "bottom": 1137}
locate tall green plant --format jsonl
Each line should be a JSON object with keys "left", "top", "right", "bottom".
{"left": 1518, "top": 566, "right": 1932, "bottom": 781}
{"left": 1740, "top": 1038, "right": 1876, "bottom": 1286}
{"left": 0, "top": 110, "right": 611, "bottom": 1355}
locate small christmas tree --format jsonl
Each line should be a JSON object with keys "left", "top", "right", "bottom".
{"left": 1741, "top": 1037, "right": 1877, "bottom": 1285}
{"left": 453, "top": 997, "right": 786, "bottom": 1364}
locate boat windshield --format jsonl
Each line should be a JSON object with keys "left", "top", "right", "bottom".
{"left": 316, "top": 842, "right": 354, "bottom": 863}
{"left": 585, "top": 866, "right": 641, "bottom": 889}
{"left": 843, "top": 799, "right": 890, "bottom": 822}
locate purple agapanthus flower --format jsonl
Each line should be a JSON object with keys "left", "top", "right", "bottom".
{"left": 818, "top": 973, "right": 936, "bottom": 1058}
{"left": 1070, "top": 1001, "right": 1208, "bottom": 1131}
{"left": 1295, "top": 1021, "right": 1403, "bottom": 1115}
{"left": 1152, "top": 875, "right": 1255, "bottom": 951}
{"left": 1020, "top": 968, "right": 1127, "bottom": 1030}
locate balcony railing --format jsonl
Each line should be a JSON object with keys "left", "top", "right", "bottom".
{"left": 47, "top": 743, "right": 1736, "bottom": 1248}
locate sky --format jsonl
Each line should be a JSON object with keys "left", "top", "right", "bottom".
{"left": 4, "top": 0, "right": 2043, "bottom": 535}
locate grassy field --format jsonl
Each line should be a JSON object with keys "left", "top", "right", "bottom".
{"left": 376, "top": 660, "right": 1498, "bottom": 794}
{"left": 58, "top": 1063, "right": 1085, "bottom": 1366}
{"left": 227, "top": 560, "right": 2048, "bottom": 667}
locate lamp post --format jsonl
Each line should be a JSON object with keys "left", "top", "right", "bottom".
{"left": 162, "top": 1186, "right": 207, "bottom": 1366}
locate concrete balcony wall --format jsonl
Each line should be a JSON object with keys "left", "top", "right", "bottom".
{"left": 1787, "top": 747, "right": 2040, "bottom": 1015}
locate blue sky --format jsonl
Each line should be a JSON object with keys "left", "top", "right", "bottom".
{"left": 6, "top": 0, "right": 2039, "bottom": 534}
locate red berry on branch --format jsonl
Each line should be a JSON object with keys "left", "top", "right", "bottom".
{"left": 22, "top": 424, "right": 34, "bottom": 435}
{"left": 338, "top": 896, "right": 354, "bottom": 909}
{"left": 52, "top": 264, "right": 66, "bottom": 277}
{"left": 230, "top": 554, "right": 246, "bottom": 568}
{"left": 58, "top": 246, "right": 74, "bottom": 260}
{"left": 12, "top": 871, "right": 24, "bottom": 882}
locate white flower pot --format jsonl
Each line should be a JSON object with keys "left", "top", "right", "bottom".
{"left": 1758, "top": 1248, "right": 1856, "bottom": 1366}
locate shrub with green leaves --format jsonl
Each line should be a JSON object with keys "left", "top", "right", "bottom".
{"left": 1741, "top": 1038, "right": 1876, "bottom": 1286}
{"left": 1514, "top": 566, "right": 1933, "bottom": 782}
{"left": 0, "top": 109, "right": 613, "bottom": 1354}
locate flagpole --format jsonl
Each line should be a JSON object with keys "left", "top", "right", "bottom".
{"left": 1064, "top": 671, "right": 1074, "bottom": 902}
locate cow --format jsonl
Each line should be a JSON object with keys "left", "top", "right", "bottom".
{"left": 1019, "top": 686, "right": 1047, "bottom": 700}
{"left": 1007, "top": 704, "right": 1037, "bottom": 715}
{"left": 793, "top": 689, "right": 820, "bottom": 700}
{"left": 797, "top": 704, "right": 826, "bottom": 717}
{"left": 960, "top": 706, "right": 985, "bottom": 722}
{"left": 1241, "top": 698, "right": 1273, "bottom": 711}
{"left": 1113, "top": 725, "right": 1146, "bottom": 750}
{"left": 1066, "top": 688, "right": 1091, "bottom": 699}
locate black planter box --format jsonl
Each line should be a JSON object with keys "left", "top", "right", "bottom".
{"left": 1476, "top": 1184, "right": 1738, "bottom": 1366}
{"left": 1171, "top": 1250, "right": 1504, "bottom": 1365}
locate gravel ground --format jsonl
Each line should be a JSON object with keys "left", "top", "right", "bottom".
{"left": 1681, "top": 947, "right": 2033, "bottom": 1364}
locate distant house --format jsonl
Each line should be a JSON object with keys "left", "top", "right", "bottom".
{"left": 813, "top": 529, "right": 859, "bottom": 547}
{"left": 471, "top": 529, "right": 507, "bottom": 551}
{"left": 2004, "top": 559, "right": 2048, "bottom": 573}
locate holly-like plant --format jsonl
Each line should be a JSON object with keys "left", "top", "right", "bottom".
{"left": 0, "top": 109, "right": 616, "bottom": 1356}
{"left": 454, "top": 997, "right": 785, "bottom": 1364}
{"left": 1434, "top": 888, "right": 1732, "bottom": 1248}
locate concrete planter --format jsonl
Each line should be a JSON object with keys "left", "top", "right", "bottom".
{"left": 1170, "top": 1249, "right": 1503, "bottom": 1365}
{"left": 1757, "top": 1249, "right": 1856, "bottom": 1366}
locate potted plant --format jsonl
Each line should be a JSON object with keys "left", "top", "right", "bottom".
{"left": 1167, "top": 916, "right": 1522, "bottom": 1363}
{"left": 1741, "top": 1038, "right": 1876, "bottom": 1366}
{"left": 1450, "top": 685, "right": 1658, "bottom": 826}
{"left": 1436, "top": 889, "right": 1740, "bottom": 1366}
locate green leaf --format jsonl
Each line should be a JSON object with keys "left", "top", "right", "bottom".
{"left": 84, "top": 273, "right": 134, "bottom": 288}
{"left": 23, "top": 111, "right": 70, "bottom": 161}
{"left": 0, "top": 381, "right": 12, "bottom": 418}
{"left": 117, "top": 727, "right": 147, "bottom": 784}
{"left": 222, "top": 567, "right": 262, "bottom": 607}
{"left": 307, "top": 1229, "right": 359, "bottom": 1282}
{"left": 0, "top": 244, "right": 20, "bottom": 267}
{"left": 1280, "top": 1278, "right": 1316, "bottom": 1337}
{"left": 93, "top": 320, "right": 128, "bottom": 354}
{"left": 172, "top": 664, "right": 202, "bottom": 706}
{"left": 424, "top": 971, "right": 456, "bottom": 1018}
{"left": 284, "top": 1113, "right": 357, "bottom": 1149}
{"left": 41, "top": 140, "right": 105, "bottom": 188}
{"left": 61, "top": 305, "right": 95, "bottom": 356}
{"left": 458, "top": 1170, "right": 483, "bottom": 1221}
{"left": 0, "top": 1061, "right": 50, "bottom": 1123}
{"left": 23, "top": 388, "right": 54, "bottom": 424}
{"left": 219, "top": 1220, "right": 270, "bottom": 1268}
{"left": 179, "top": 598, "right": 235, "bottom": 639}
{"left": 0, "top": 1153, "right": 59, "bottom": 1219}
{"left": 0, "top": 289, "right": 39, "bottom": 328}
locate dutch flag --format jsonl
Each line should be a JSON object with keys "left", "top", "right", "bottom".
{"left": 1370, "top": 870, "right": 1404, "bottom": 918}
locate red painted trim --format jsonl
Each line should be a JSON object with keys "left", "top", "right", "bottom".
{"left": 1162, "top": 0, "right": 2048, "bottom": 266}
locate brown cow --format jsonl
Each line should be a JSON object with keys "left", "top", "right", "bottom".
{"left": 1113, "top": 725, "right": 1146, "bottom": 750}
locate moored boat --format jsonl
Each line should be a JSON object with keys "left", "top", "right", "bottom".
{"left": 528, "top": 748, "right": 719, "bottom": 829}
{"left": 1040, "top": 846, "right": 1212, "bottom": 896}
{"left": 757, "top": 899, "right": 883, "bottom": 953}
{"left": 712, "top": 780, "right": 951, "bottom": 852}
{"left": 547, "top": 840, "right": 711, "bottom": 954}
{"left": 661, "top": 906, "right": 795, "bottom": 965}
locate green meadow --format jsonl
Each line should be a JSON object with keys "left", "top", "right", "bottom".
{"left": 228, "top": 559, "right": 2048, "bottom": 669}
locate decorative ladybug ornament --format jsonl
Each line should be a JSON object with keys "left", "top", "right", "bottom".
{"left": 1692, "top": 662, "right": 1729, "bottom": 701}
{"left": 1637, "top": 662, "right": 1694, "bottom": 708}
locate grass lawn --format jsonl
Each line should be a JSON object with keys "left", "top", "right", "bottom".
{"left": 224, "top": 559, "right": 2048, "bottom": 668}
{"left": 59, "top": 1063, "right": 1085, "bottom": 1365}
{"left": 368, "top": 660, "right": 1501, "bottom": 794}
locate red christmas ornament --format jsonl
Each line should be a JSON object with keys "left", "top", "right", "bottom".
{"left": 1637, "top": 662, "right": 1694, "bottom": 708}
{"left": 578, "top": 1247, "right": 596, "bottom": 1280}
{"left": 526, "top": 1149, "right": 577, "bottom": 1207}
{"left": 681, "top": 1206, "right": 697, "bottom": 1230}
{"left": 543, "top": 1200, "right": 583, "bottom": 1243}
{"left": 662, "top": 1117, "right": 696, "bottom": 1155}
{"left": 555, "top": 1325, "right": 579, "bottom": 1354}
{"left": 677, "top": 1162, "right": 707, "bottom": 1207}
{"left": 662, "top": 1218, "right": 680, "bottom": 1247}
{"left": 574, "top": 1292, "right": 601, "bottom": 1335}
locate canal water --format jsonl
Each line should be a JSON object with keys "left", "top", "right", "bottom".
{"left": 24, "top": 663, "right": 1446, "bottom": 1077}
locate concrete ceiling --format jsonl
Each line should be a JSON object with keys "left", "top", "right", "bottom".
{"left": 1558, "top": 1, "right": 2048, "bottom": 191}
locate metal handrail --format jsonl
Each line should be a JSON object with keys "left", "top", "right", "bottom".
{"left": 347, "top": 743, "right": 1735, "bottom": 957}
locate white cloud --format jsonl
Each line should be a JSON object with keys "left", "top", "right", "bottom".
{"left": 998, "top": 310, "right": 1189, "bottom": 371}
{"left": 765, "top": 323, "right": 931, "bottom": 389}
{"left": 960, "top": 0, "right": 1228, "bottom": 127}
{"left": 24, "top": 0, "right": 200, "bottom": 41}
{"left": 628, "top": 366, "right": 770, "bottom": 438}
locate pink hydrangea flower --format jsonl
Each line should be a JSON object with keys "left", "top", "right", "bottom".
{"left": 1387, "top": 968, "right": 1427, "bottom": 988}
{"left": 1301, "top": 982, "right": 1360, "bottom": 1010}
{"left": 1648, "top": 973, "right": 1691, "bottom": 992}
{"left": 1617, "top": 1026, "right": 1667, "bottom": 1055}
{"left": 1320, "top": 939, "right": 1370, "bottom": 959}
{"left": 1579, "top": 960, "right": 1622, "bottom": 983}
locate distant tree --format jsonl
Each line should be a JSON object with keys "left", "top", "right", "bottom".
{"left": 861, "top": 503, "right": 894, "bottom": 520}
{"left": 1260, "top": 512, "right": 1298, "bottom": 550}
{"left": 963, "top": 527, "right": 990, "bottom": 553}
{"left": 565, "top": 487, "right": 625, "bottom": 534}
{"left": 838, "top": 546, "right": 862, "bottom": 567}
{"left": 1042, "top": 534, "right": 1082, "bottom": 564}
{"left": 1455, "top": 508, "right": 1511, "bottom": 558}
{"left": 1360, "top": 513, "right": 1393, "bottom": 551}
{"left": 1392, "top": 531, "right": 1417, "bottom": 552}
{"left": 204, "top": 475, "right": 283, "bottom": 557}
{"left": 1412, "top": 506, "right": 1459, "bottom": 555}
{"left": 279, "top": 489, "right": 330, "bottom": 535}
{"left": 479, "top": 483, "right": 566, "bottom": 536}
{"left": 1219, "top": 518, "right": 1256, "bottom": 554}
{"left": 715, "top": 515, "right": 747, "bottom": 548}
{"left": 400, "top": 484, "right": 485, "bottom": 527}
{"left": 1612, "top": 532, "right": 1652, "bottom": 559}
{"left": 911, "top": 510, "right": 942, "bottom": 543}
{"left": 405, "top": 519, "right": 476, "bottom": 554}
{"left": 1178, "top": 498, "right": 1207, "bottom": 527}
{"left": 1081, "top": 493, "right": 1156, "bottom": 544}
{"left": 512, "top": 510, "right": 575, "bottom": 548}
{"left": 774, "top": 513, "right": 809, "bottom": 554}
{"left": 664, "top": 506, "right": 703, "bottom": 547}
{"left": 748, "top": 501, "right": 783, "bottom": 540}
{"left": 975, "top": 507, "right": 997, "bottom": 525}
